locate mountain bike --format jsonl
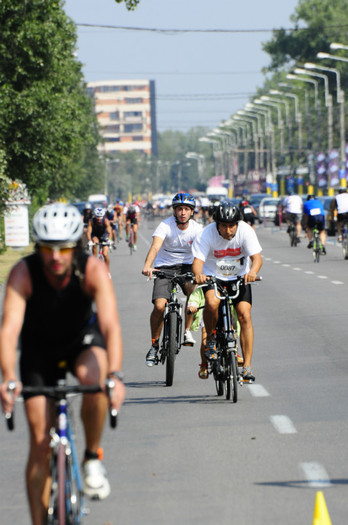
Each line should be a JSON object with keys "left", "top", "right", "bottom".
{"left": 152, "top": 270, "right": 193, "bottom": 386}
{"left": 5, "top": 377, "right": 117, "bottom": 524}
{"left": 312, "top": 225, "right": 322, "bottom": 263}
{"left": 197, "top": 276, "right": 261, "bottom": 403}
{"left": 128, "top": 224, "right": 135, "bottom": 255}
{"left": 341, "top": 219, "right": 348, "bottom": 260}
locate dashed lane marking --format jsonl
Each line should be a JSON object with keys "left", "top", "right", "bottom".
{"left": 246, "top": 384, "right": 270, "bottom": 397}
{"left": 267, "top": 258, "right": 345, "bottom": 285}
{"left": 270, "top": 415, "right": 297, "bottom": 434}
{"left": 299, "top": 462, "right": 332, "bottom": 488}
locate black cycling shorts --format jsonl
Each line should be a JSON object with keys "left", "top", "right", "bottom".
{"left": 152, "top": 264, "right": 192, "bottom": 303}
{"left": 307, "top": 215, "right": 325, "bottom": 231}
{"left": 203, "top": 278, "right": 252, "bottom": 306}
{"left": 337, "top": 212, "right": 348, "bottom": 223}
{"left": 20, "top": 316, "right": 106, "bottom": 396}
{"left": 243, "top": 213, "right": 255, "bottom": 226}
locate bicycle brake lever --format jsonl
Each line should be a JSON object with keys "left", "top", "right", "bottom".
{"left": 105, "top": 378, "right": 118, "bottom": 429}
{"left": 5, "top": 381, "right": 17, "bottom": 431}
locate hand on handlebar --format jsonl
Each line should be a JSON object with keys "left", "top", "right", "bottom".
{"left": 194, "top": 273, "right": 208, "bottom": 285}
{"left": 142, "top": 266, "right": 158, "bottom": 279}
{"left": 0, "top": 380, "right": 22, "bottom": 416}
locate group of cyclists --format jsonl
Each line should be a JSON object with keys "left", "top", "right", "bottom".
{"left": 81, "top": 199, "right": 141, "bottom": 272}
{"left": 279, "top": 187, "right": 348, "bottom": 254}
{"left": 1, "top": 184, "right": 347, "bottom": 525}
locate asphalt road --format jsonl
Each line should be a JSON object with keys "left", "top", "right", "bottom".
{"left": 0, "top": 218, "right": 347, "bottom": 524}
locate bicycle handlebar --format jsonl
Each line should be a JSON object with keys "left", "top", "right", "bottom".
{"left": 5, "top": 379, "right": 118, "bottom": 430}
{"left": 152, "top": 270, "right": 194, "bottom": 282}
{"left": 196, "top": 275, "right": 262, "bottom": 300}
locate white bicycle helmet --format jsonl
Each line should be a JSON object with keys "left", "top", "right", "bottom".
{"left": 93, "top": 207, "right": 105, "bottom": 218}
{"left": 33, "top": 203, "right": 84, "bottom": 243}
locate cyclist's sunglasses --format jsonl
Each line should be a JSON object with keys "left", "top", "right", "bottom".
{"left": 38, "top": 242, "right": 77, "bottom": 255}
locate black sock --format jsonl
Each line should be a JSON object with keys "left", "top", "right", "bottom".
{"left": 84, "top": 449, "right": 99, "bottom": 461}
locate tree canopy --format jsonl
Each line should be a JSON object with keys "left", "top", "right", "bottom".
{"left": 0, "top": 0, "right": 104, "bottom": 204}
{"left": 263, "top": 0, "right": 348, "bottom": 71}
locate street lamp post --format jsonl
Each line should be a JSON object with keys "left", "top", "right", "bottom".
{"left": 270, "top": 89, "right": 302, "bottom": 164}
{"left": 287, "top": 73, "right": 321, "bottom": 153}
{"left": 315, "top": 53, "right": 347, "bottom": 185}
{"left": 240, "top": 108, "right": 264, "bottom": 169}
{"left": 254, "top": 100, "right": 277, "bottom": 190}
{"left": 260, "top": 96, "right": 285, "bottom": 161}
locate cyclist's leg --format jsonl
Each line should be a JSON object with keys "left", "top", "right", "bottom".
{"left": 125, "top": 219, "right": 130, "bottom": 240}
{"left": 74, "top": 346, "right": 109, "bottom": 455}
{"left": 102, "top": 245, "right": 110, "bottom": 269}
{"left": 25, "top": 396, "right": 55, "bottom": 525}
{"left": 233, "top": 285, "right": 253, "bottom": 370}
{"left": 150, "top": 298, "right": 166, "bottom": 341}
{"left": 133, "top": 221, "right": 138, "bottom": 245}
{"left": 202, "top": 289, "right": 220, "bottom": 338}
{"left": 92, "top": 236, "right": 99, "bottom": 256}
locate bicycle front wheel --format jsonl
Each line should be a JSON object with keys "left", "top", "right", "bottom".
{"left": 166, "top": 311, "right": 177, "bottom": 386}
{"left": 65, "top": 449, "right": 83, "bottom": 524}
{"left": 57, "top": 443, "right": 66, "bottom": 524}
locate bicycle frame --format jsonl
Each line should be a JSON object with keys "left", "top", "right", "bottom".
{"left": 312, "top": 226, "right": 321, "bottom": 263}
{"left": 128, "top": 224, "right": 135, "bottom": 255}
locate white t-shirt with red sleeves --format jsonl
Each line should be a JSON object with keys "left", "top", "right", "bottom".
{"left": 192, "top": 221, "right": 262, "bottom": 281}
{"left": 153, "top": 216, "right": 203, "bottom": 267}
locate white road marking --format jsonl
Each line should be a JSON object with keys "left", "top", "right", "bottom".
{"left": 299, "top": 462, "right": 332, "bottom": 488}
{"left": 270, "top": 415, "right": 297, "bottom": 434}
{"left": 317, "top": 275, "right": 328, "bottom": 279}
{"left": 292, "top": 267, "right": 302, "bottom": 271}
{"left": 282, "top": 264, "right": 291, "bottom": 267}
{"left": 246, "top": 384, "right": 270, "bottom": 397}
{"left": 273, "top": 260, "right": 281, "bottom": 264}
{"left": 332, "top": 280, "right": 344, "bottom": 285}
{"left": 304, "top": 271, "right": 314, "bottom": 274}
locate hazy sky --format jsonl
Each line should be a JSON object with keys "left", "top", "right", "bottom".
{"left": 63, "top": 0, "right": 299, "bottom": 132}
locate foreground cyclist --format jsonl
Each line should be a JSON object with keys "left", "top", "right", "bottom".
{"left": 192, "top": 202, "right": 262, "bottom": 382}
{"left": 0, "top": 203, "right": 125, "bottom": 525}
{"left": 330, "top": 187, "right": 348, "bottom": 242}
{"left": 142, "top": 193, "right": 202, "bottom": 365}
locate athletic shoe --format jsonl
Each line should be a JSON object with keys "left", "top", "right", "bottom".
{"left": 242, "top": 366, "right": 255, "bottom": 382}
{"left": 146, "top": 346, "right": 158, "bottom": 367}
{"left": 198, "top": 364, "right": 208, "bottom": 379}
{"left": 133, "top": 245, "right": 137, "bottom": 251}
{"left": 83, "top": 459, "right": 110, "bottom": 500}
{"left": 183, "top": 329, "right": 195, "bottom": 346}
{"left": 321, "top": 246, "right": 326, "bottom": 255}
{"left": 307, "top": 241, "right": 313, "bottom": 249}
{"left": 204, "top": 336, "right": 217, "bottom": 361}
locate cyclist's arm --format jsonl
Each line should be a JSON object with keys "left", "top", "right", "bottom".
{"left": 84, "top": 257, "right": 125, "bottom": 410}
{"left": 86, "top": 219, "right": 93, "bottom": 242}
{"left": 142, "top": 235, "right": 163, "bottom": 278}
{"left": 192, "top": 257, "right": 207, "bottom": 284}
{"left": 244, "top": 253, "right": 262, "bottom": 283}
{"left": 0, "top": 261, "right": 30, "bottom": 412}
{"left": 104, "top": 218, "right": 112, "bottom": 239}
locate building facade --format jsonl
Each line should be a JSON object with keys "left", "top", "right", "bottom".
{"left": 87, "top": 79, "right": 157, "bottom": 156}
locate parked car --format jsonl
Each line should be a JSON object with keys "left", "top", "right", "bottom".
{"left": 71, "top": 201, "right": 88, "bottom": 214}
{"left": 258, "top": 197, "right": 280, "bottom": 222}
{"left": 249, "top": 193, "right": 269, "bottom": 223}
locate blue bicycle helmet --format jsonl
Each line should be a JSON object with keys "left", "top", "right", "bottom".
{"left": 172, "top": 192, "right": 196, "bottom": 210}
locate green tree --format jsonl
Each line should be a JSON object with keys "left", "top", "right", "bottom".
{"left": 0, "top": 0, "right": 104, "bottom": 203}
{"left": 114, "top": 0, "right": 140, "bottom": 10}
{"left": 263, "top": 0, "right": 348, "bottom": 71}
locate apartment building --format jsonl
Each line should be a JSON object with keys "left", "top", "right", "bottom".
{"left": 87, "top": 79, "right": 157, "bottom": 156}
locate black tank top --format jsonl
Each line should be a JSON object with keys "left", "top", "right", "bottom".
{"left": 20, "top": 252, "right": 93, "bottom": 352}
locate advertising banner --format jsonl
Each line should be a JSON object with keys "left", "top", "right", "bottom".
{"left": 5, "top": 204, "right": 30, "bottom": 247}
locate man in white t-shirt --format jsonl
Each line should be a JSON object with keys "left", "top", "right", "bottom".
{"left": 142, "top": 193, "right": 203, "bottom": 366}
{"left": 330, "top": 188, "right": 348, "bottom": 242}
{"left": 192, "top": 202, "right": 262, "bottom": 381}
{"left": 282, "top": 192, "right": 303, "bottom": 241}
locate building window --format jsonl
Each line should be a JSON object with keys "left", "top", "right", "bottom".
{"left": 109, "top": 112, "right": 120, "bottom": 120}
{"left": 124, "top": 111, "right": 142, "bottom": 119}
{"left": 124, "top": 123, "right": 143, "bottom": 133}
{"left": 125, "top": 98, "right": 143, "bottom": 104}
{"left": 104, "top": 124, "right": 120, "bottom": 133}
{"left": 132, "top": 136, "right": 143, "bottom": 141}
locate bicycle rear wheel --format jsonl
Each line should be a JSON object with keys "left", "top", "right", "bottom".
{"left": 129, "top": 230, "right": 134, "bottom": 255}
{"left": 166, "top": 311, "right": 177, "bottom": 386}
{"left": 342, "top": 235, "right": 348, "bottom": 260}
{"left": 212, "top": 360, "right": 224, "bottom": 396}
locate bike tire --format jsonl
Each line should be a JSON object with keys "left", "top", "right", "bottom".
{"left": 57, "top": 442, "right": 66, "bottom": 525}
{"left": 129, "top": 232, "right": 134, "bottom": 255}
{"left": 47, "top": 450, "right": 58, "bottom": 524}
{"left": 166, "top": 311, "right": 177, "bottom": 386}
{"left": 215, "top": 376, "right": 224, "bottom": 396}
{"left": 231, "top": 353, "right": 238, "bottom": 403}
{"left": 224, "top": 353, "right": 232, "bottom": 400}
{"left": 213, "top": 359, "right": 224, "bottom": 396}
{"left": 342, "top": 238, "right": 348, "bottom": 260}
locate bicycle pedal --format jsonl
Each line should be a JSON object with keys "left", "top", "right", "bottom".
{"left": 242, "top": 378, "right": 255, "bottom": 384}
{"left": 182, "top": 341, "right": 194, "bottom": 347}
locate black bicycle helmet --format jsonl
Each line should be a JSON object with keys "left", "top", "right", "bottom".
{"left": 213, "top": 202, "right": 241, "bottom": 224}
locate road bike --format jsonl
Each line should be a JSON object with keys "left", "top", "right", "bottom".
{"left": 287, "top": 221, "right": 298, "bottom": 247}
{"left": 128, "top": 224, "right": 135, "bottom": 255}
{"left": 5, "top": 376, "right": 117, "bottom": 524}
{"left": 341, "top": 220, "right": 348, "bottom": 260}
{"left": 152, "top": 270, "right": 193, "bottom": 386}
{"left": 90, "top": 241, "right": 112, "bottom": 263}
{"left": 312, "top": 225, "right": 322, "bottom": 263}
{"left": 198, "top": 276, "right": 261, "bottom": 403}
